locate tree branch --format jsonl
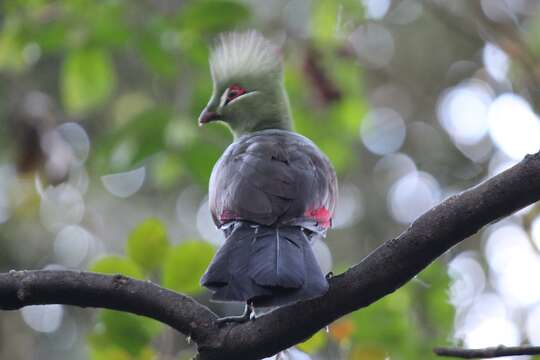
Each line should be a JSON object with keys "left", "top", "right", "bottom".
{"left": 0, "top": 271, "right": 220, "bottom": 346}
{"left": 1, "top": 151, "right": 540, "bottom": 359}
{"left": 434, "top": 345, "right": 540, "bottom": 358}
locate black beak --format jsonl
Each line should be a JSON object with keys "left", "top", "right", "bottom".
{"left": 198, "top": 109, "right": 220, "bottom": 126}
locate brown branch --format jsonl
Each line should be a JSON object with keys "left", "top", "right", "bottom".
{"left": 0, "top": 271, "right": 220, "bottom": 347}
{"left": 303, "top": 46, "right": 342, "bottom": 105}
{"left": 1, "top": 151, "right": 540, "bottom": 359}
{"left": 435, "top": 345, "right": 540, "bottom": 358}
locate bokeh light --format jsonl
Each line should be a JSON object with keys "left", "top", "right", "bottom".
{"left": 40, "top": 183, "right": 85, "bottom": 233}
{"left": 455, "top": 293, "right": 520, "bottom": 348}
{"left": 262, "top": 348, "right": 312, "bottom": 360}
{"left": 437, "top": 81, "right": 492, "bottom": 146}
{"left": 388, "top": 171, "right": 441, "bottom": 224}
{"left": 349, "top": 23, "right": 394, "bottom": 69}
{"left": 448, "top": 252, "right": 486, "bottom": 308}
{"left": 485, "top": 224, "right": 532, "bottom": 274}
{"left": 526, "top": 303, "right": 540, "bottom": 345}
{"left": 54, "top": 225, "right": 93, "bottom": 268}
{"left": 332, "top": 184, "right": 364, "bottom": 229}
{"left": 361, "top": 0, "right": 391, "bottom": 20}
{"left": 387, "top": 0, "right": 423, "bottom": 25}
{"left": 373, "top": 153, "right": 416, "bottom": 194}
{"left": 485, "top": 224, "right": 540, "bottom": 307}
{"left": 312, "top": 238, "right": 333, "bottom": 275}
{"left": 531, "top": 215, "right": 540, "bottom": 250}
{"left": 176, "top": 186, "right": 204, "bottom": 238}
{"left": 480, "top": 0, "right": 526, "bottom": 22}
{"left": 101, "top": 166, "right": 146, "bottom": 198}
{"left": 196, "top": 197, "right": 223, "bottom": 246}
{"left": 488, "top": 151, "right": 519, "bottom": 177}
{"left": 21, "top": 305, "right": 64, "bottom": 333}
{"left": 360, "top": 108, "right": 406, "bottom": 155}
{"left": 488, "top": 93, "right": 540, "bottom": 160}
{"left": 482, "top": 43, "right": 509, "bottom": 82}
{"left": 56, "top": 122, "right": 90, "bottom": 165}
{"left": 0, "top": 165, "right": 15, "bottom": 224}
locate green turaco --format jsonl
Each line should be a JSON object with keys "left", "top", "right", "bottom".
{"left": 198, "top": 30, "right": 338, "bottom": 321}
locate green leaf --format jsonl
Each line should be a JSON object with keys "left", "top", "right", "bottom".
{"left": 61, "top": 48, "right": 116, "bottom": 114}
{"left": 162, "top": 241, "right": 215, "bottom": 294}
{"left": 312, "top": 2, "right": 340, "bottom": 43}
{"left": 525, "top": 10, "right": 540, "bottom": 56}
{"left": 348, "top": 345, "right": 388, "bottom": 360}
{"left": 126, "top": 218, "right": 170, "bottom": 272}
{"left": 312, "top": 0, "right": 364, "bottom": 44}
{"left": 151, "top": 152, "right": 184, "bottom": 189}
{"left": 90, "top": 255, "right": 144, "bottom": 280}
{"left": 297, "top": 330, "right": 327, "bottom": 354}
{"left": 89, "top": 345, "right": 155, "bottom": 360}
{"left": 87, "top": 3, "right": 130, "bottom": 48}
{"left": 31, "top": 22, "right": 67, "bottom": 53}
{"left": 182, "top": 141, "right": 223, "bottom": 185}
{"left": 113, "top": 92, "right": 155, "bottom": 125}
{"left": 350, "top": 286, "right": 415, "bottom": 356}
{"left": 414, "top": 262, "right": 454, "bottom": 346}
{"left": 89, "top": 346, "right": 131, "bottom": 360}
{"left": 89, "top": 310, "right": 161, "bottom": 356}
{"left": 0, "top": 22, "right": 25, "bottom": 72}
{"left": 348, "top": 262, "right": 454, "bottom": 359}
{"left": 176, "top": 1, "right": 250, "bottom": 32}
{"left": 137, "top": 32, "right": 178, "bottom": 77}
{"left": 120, "top": 108, "right": 172, "bottom": 166}
{"left": 93, "top": 106, "right": 173, "bottom": 172}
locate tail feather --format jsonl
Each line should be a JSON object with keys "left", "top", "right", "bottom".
{"left": 249, "top": 227, "right": 305, "bottom": 288}
{"left": 200, "top": 225, "right": 271, "bottom": 302}
{"left": 200, "top": 222, "right": 328, "bottom": 306}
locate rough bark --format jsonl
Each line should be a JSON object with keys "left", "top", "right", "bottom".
{"left": 434, "top": 345, "right": 540, "bottom": 358}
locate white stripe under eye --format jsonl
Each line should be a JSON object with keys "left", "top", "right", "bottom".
{"left": 219, "top": 88, "right": 230, "bottom": 108}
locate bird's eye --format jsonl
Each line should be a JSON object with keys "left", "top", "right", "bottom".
{"left": 225, "top": 84, "right": 247, "bottom": 104}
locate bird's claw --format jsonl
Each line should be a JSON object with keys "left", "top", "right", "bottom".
{"left": 215, "top": 302, "right": 254, "bottom": 327}
{"left": 325, "top": 271, "right": 334, "bottom": 280}
{"left": 215, "top": 314, "right": 252, "bottom": 326}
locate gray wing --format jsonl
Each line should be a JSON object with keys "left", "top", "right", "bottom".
{"left": 209, "top": 131, "right": 337, "bottom": 229}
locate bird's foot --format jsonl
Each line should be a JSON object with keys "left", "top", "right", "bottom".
{"left": 216, "top": 314, "right": 251, "bottom": 325}
{"left": 216, "top": 302, "right": 254, "bottom": 326}
{"left": 325, "top": 271, "right": 334, "bottom": 280}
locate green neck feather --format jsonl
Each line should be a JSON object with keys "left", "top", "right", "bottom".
{"left": 229, "top": 84, "right": 292, "bottom": 139}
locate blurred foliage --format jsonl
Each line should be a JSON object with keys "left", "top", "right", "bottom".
{"left": 91, "top": 255, "right": 144, "bottom": 280}
{"left": 89, "top": 310, "right": 161, "bottom": 358}
{"left": 89, "top": 219, "right": 214, "bottom": 358}
{"left": 126, "top": 218, "right": 169, "bottom": 272}
{"left": 62, "top": 48, "right": 116, "bottom": 115}
{"left": 0, "top": 0, "right": 367, "bottom": 184}
{"left": 346, "top": 263, "right": 454, "bottom": 360}
{"left": 162, "top": 241, "right": 215, "bottom": 294}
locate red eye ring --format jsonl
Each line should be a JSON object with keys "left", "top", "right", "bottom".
{"left": 226, "top": 84, "right": 247, "bottom": 104}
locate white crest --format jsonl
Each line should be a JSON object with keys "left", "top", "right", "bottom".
{"left": 210, "top": 31, "right": 282, "bottom": 82}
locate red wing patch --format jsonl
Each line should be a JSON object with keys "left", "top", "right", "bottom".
{"left": 305, "top": 207, "right": 331, "bottom": 228}
{"left": 220, "top": 210, "right": 237, "bottom": 223}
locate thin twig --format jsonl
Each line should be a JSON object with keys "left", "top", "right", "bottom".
{"left": 435, "top": 345, "right": 540, "bottom": 359}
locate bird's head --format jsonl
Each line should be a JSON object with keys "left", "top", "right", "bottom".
{"left": 198, "top": 31, "right": 292, "bottom": 138}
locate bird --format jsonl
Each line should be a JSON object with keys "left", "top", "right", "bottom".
{"left": 198, "top": 31, "right": 337, "bottom": 322}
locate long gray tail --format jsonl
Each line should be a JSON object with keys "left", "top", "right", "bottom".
{"left": 200, "top": 222, "right": 328, "bottom": 307}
